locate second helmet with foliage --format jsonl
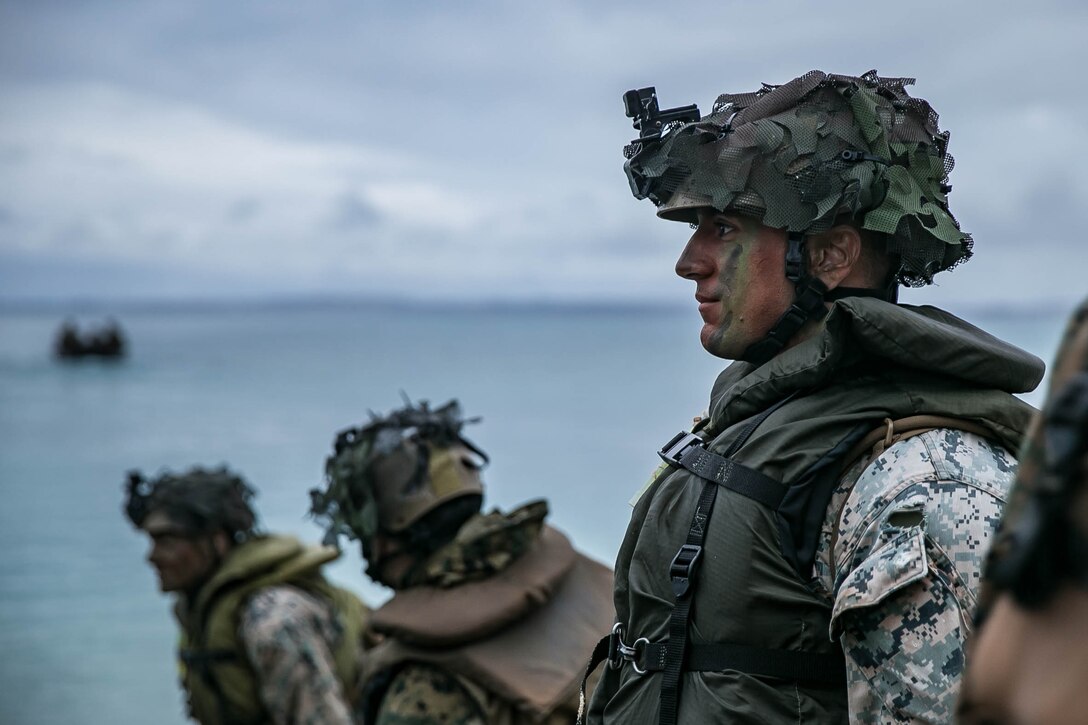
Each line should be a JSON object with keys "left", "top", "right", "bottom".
{"left": 310, "top": 399, "right": 487, "bottom": 561}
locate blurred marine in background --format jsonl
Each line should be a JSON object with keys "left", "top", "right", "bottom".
{"left": 125, "top": 466, "right": 372, "bottom": 725}
{"left": 958, "top": 299, "right": 1088, "bottom": 724}
{"left": 584, "top": 71, "right": 1045, "bottom": 723}
{"left": 310, "top": 399, "right": 614, "bottom": 725}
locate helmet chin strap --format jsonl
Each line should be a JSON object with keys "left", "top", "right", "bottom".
{"left": 741, "top": 231, "right": 899, "bottom": 366}
{"left": 741, "top": 232, "right": 827, "bottom": 366}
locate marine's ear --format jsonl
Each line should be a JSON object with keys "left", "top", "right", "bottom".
{"left": 806, "top": 224, "right": 863, "bottom": 291}
{"left": 211, "top": 530, "right": 233, "bottom": 557}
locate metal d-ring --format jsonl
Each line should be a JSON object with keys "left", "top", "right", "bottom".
{"left": 609, "top": 622, "right": 639, "bottom": 670}
{"left": 631, "top": 637, "right": 650, "bottom": 675}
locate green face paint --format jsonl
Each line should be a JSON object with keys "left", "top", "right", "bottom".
{"left": 678, "top": 211, "right": 796, "bottom": 361}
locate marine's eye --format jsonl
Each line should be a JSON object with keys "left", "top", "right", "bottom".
{"left": 714, "top": 221, "right": 735, "bottom": 237}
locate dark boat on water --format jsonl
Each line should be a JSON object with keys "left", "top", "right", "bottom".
{"left": 54, "top": 320, "right": 127, "bottom": 360}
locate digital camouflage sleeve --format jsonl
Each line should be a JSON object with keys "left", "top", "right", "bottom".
{"left": 239, "top": 585, "right": 356, "bottom": 725}
{"left": 374, "top": 664, "right": 486, "bottom": 725}
{"left": 813, "top": 429, "right": 1016, "bottom": 723}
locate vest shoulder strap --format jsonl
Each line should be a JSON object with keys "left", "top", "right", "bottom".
{"left": 659, "top": 433, "right": 787, "bottom": 509}
{"left": 841, "top": 414, "right": 998, "bottom": 475}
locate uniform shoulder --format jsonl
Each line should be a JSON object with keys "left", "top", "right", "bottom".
{"left": 239, "top": 584, "right": 339, "bottom": 648}
{"left": 842, "top": 428, "right": 1016, "bottom": 533}
{"left": 242, "top": 584, "right": 327, "bottom": 618}
{"left": 820, "top": 429, "right": 1017, "bottom": 591}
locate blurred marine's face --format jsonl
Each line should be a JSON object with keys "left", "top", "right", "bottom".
{"left": 958, "top": 587, "right": 1088, "bottom": 724}
{"left": 142, "top": 510, "right": 218, "bottom": 593}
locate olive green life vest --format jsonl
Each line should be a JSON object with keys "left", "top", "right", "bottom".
{"left": 176, "top": 535, "right": 369, "bottom": 725}
{"left": 587, "top": 299, "right": 1044, "bottom": 724}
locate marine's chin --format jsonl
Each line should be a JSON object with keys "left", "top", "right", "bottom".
{"left": 699, "top": 320, "right": 739, "bottom": 360}
{"left": 153, "top": 569, "right": 176, "bottom": 592}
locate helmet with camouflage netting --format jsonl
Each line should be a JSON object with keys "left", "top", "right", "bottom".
{"left": 124, "top": 465, "right": 258, "bottom": 542}
{"left": 624, "top": 70, "right": 972, "bottom": 288}
{"left": 309, "top": 398, "right": 487, "bottom": 561}
{"left": 622, "top": 70, "right": 973, "bottom": 364}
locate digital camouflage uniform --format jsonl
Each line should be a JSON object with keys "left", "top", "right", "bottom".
{"left": 814, "top": 430, "right": 1017, "bottom": 721}
{"left": 376, "top": 665, "right": 486, "bottom": 725}
{"left": 239, "top": 586, "right": 359, "bottom": 725}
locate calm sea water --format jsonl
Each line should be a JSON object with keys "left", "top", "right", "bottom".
{"left": 0, "top": 300, "right": 1070, "bottom": 725}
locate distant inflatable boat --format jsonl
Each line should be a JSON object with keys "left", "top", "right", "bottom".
{"left": 54, "top": 320, "right": 127, "bottom": 360}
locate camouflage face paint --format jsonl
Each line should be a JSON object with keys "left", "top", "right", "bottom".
{"left": 677, "top": 211, "right": 796, "bottom": 361}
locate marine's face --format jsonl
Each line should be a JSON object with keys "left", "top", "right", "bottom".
{"left": 365, "top": 531, "right": 415, "bottom": 589}
{"left": 958, "top": 588, "right": 1088, "bottom": 724}
{"left": 674, "top": 209, "right": 795, "bottom": 360}
{"left": 142, "top": 510, "right": 219, "bottom": 593}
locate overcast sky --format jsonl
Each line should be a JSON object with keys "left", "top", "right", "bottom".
{"left": 1, "top": 0, "right": 1085, "bottom": 308}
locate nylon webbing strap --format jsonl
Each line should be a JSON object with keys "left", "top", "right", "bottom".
{"left": 575, "top": 634, "right": 612, "bottom": 725}
{"left": 658, "top": 479, "right": 717, "bottom": 725}
{"left": 180, "top": 647, "right": 244, "bottom": 725}
{"left": 742, "top": 276, "right": 828, "bottom": 366}
{"left": 674, "top": 446, "right": 787, "bottom": 509}
{"left": 657, "top": 391, "right": 800, "bottom": 725}
{"left": 741, "top": 231, "right": 828, "bottom": 367}
{"left": 640, "top": 641, "right": 846, "bottom": 686}
{"left": 179, "top": 648, "right": 238, "bottom": 665}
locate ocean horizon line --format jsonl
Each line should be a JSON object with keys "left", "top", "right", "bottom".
{"left": 0, "top": 293, "right": 1076, "bottom": 319}
{"left": 0, "top": 293, "right": 688, "bottom": 316}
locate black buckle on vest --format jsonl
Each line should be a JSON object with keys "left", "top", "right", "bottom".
{"left": 659, "top": 432, "right": 703, "bottom": 465}
{"left": 669, "top": 544, "right": 703, "bottom": 598}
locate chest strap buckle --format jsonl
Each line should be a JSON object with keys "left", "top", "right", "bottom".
{"left": 669, "top": 544, "right": 703, "bottom": 598}
{"left": 659, "top": 432, "right": 704, "bottom": 465}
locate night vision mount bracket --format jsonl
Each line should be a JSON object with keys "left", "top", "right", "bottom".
{"left": 622, "top": 87, "right": 701, "bottom": 202}
{"left": 623, "top": 87, "right": 700, "bottom": 146}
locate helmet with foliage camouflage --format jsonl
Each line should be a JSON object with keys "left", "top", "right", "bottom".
{"left": 309, "top": 398, "right": 487, "bottom": 560}
{"left": 124, "top": 466, "right": 258, "bottom": 541}
{"left": 624, "top": 69, "right": 971, "bottom": 288}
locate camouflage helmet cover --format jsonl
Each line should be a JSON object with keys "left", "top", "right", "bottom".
{"left": 625, "top": 70, "right": 972, "bottom": 286}
{"left": 124, "top": 465, "right": 258, "bottom": 540}
{"left": 310, "top": 399, "right": 486, "bottom": 555}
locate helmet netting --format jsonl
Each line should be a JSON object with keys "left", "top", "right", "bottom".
{"left": 124, "top": 466, "right": 258, "bottom": 541}
{"left": 624, "top": 70, "right": 973, "bottom": 286}
{"left": 309, "top": 399, "right": 484, "bottom": 553}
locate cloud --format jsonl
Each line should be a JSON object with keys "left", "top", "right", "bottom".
{"left": 1, "top": 0, "right": 1086, "bottom": 306}
{"left": 327, "top": 194, "right": 380, "bottom": 232}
